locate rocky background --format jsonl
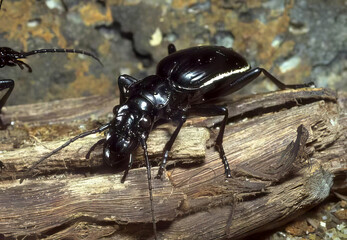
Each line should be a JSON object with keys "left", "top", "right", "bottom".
{"left": 0, "top": 0, "right": 346, "bottom": 106}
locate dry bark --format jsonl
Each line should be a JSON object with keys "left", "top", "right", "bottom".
{"left": 0, "top": 88, "right": 345, "bottom": 240}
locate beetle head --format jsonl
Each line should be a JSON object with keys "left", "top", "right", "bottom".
{"left": 0, "top": 47, "right": 24, "bottom": 68}
{"left": 103, "top": 131, "right": 138, "bottom": 166}
{"left": 103, "top": 98, "right": 154, "bottom": 166}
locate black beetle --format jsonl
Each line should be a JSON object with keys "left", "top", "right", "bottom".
{"left": 0, "top": 47, "right": 102, "bottom": 127}
{"left": 22, "top": 44, "right": 313, "bottom": 239}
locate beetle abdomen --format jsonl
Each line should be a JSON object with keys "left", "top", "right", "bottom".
{"left": 157, "top": 46, "right": 250, "bottom": 91}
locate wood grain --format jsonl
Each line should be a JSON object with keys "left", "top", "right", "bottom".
{"left": 0, "top": 88, "right": 345, "bottom": 239}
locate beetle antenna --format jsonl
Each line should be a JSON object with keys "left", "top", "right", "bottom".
{"left": 19, "top": 123, "right": 110, "bottom": 183}
{"left": 140, "top": 138, "right": 158, "bottom": 240}
{"left": 21, "top": 48, "right": 104, "bottom": 66}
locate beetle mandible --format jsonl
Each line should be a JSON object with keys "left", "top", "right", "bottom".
{"left": 22, "top": 44, "right": 313, "bottom": 239}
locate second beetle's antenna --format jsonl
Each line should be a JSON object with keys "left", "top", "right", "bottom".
{"left": 22, "top": 48, "right": 104, "bottom": 66}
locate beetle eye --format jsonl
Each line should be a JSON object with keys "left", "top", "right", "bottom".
{"left": 138, "top": 116, "right": 151, "bottom": 129}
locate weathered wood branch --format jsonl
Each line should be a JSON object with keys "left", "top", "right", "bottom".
{"left": 0, "top": 88, "right": 345, "bottom": 239}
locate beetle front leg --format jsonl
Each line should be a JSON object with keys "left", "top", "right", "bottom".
{"left": 189, "top": 106, "right": 231, "bottom": 178}
{"left": 0, "top": 79, "right": 15, "bottom": 127}
{"left": 156, "top": 115, "right": 187, "bottom": 179}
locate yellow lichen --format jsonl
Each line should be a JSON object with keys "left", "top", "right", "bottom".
{"left": 62, "top": 59, "right": 112, "bottom": 98}
{"left": 222, "top": 0, "right": 299, "bottom": 70}
{"left": 0, "top": 0, "right": 67, "bottom": 50}
{"left": 274, "top": 61, "right": 312, "bottom": 85}
{"left": 79, "top": 2, "right": 113, "bottom": 26}
{"left": 171, "top": 0, "right": 199, "bottom": 9}
{"left": 108, "top": 0, "right": 141, "bottom": 6}
{"left": 247, "top": 0, "right": 262, "bottom": 8}
{"left": 98, "top": 40, "right": 111, "bottom": 56}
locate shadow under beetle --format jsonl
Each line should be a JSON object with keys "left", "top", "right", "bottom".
{"left": 23, "top": 44, "right": 313, "bottom": 239}
{"left": 0, "top": 47, "right": 102, "bottom": 127}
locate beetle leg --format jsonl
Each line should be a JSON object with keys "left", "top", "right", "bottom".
{"left": 0, "top": 79, "right": 14, "bottom": 128}
{"left": 0, "top": 79, "right": 14, "bottom": 113}
{"left": 205, "top": 67, "right": 314, "bottom": 100}
{"left": 118, "top": 74, "right": 140, "bottom": 104}
{"left": 189, "top": 106, "right": 231, "bottom": 178}
{"left": 140, "top": 138, "right": 158, "bottom": 240}
{"left": 229, "top": 67, "right": 314, "bottom": 91}
{"left": 256, "top": 68, "right": 314, "bottom": 89}
{"left": 121, "top": 153, "right": 133, "bottom": 183}
{"left": 0, "top": 160, "right": 5, "bottom": 172}
{"left": 168, "top": 44, "right": 177, "bottom": 55}
{"left": 156, "top": 115, "right": 187, "bottom": 179}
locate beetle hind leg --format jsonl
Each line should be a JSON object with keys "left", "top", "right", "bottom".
{"left": 204, "top": 67, "right": 314, "bottom": 101}
{"left": 258, "top": 68, "right": 315, "bottom": 89}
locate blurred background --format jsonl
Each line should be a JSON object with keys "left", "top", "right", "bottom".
{"left": 0, "top": 0, "right": 346, "bottom": 106}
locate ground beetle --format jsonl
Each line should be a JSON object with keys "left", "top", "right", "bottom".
{"left": 22, "top": 44, "right": 313, "bottom": 239}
